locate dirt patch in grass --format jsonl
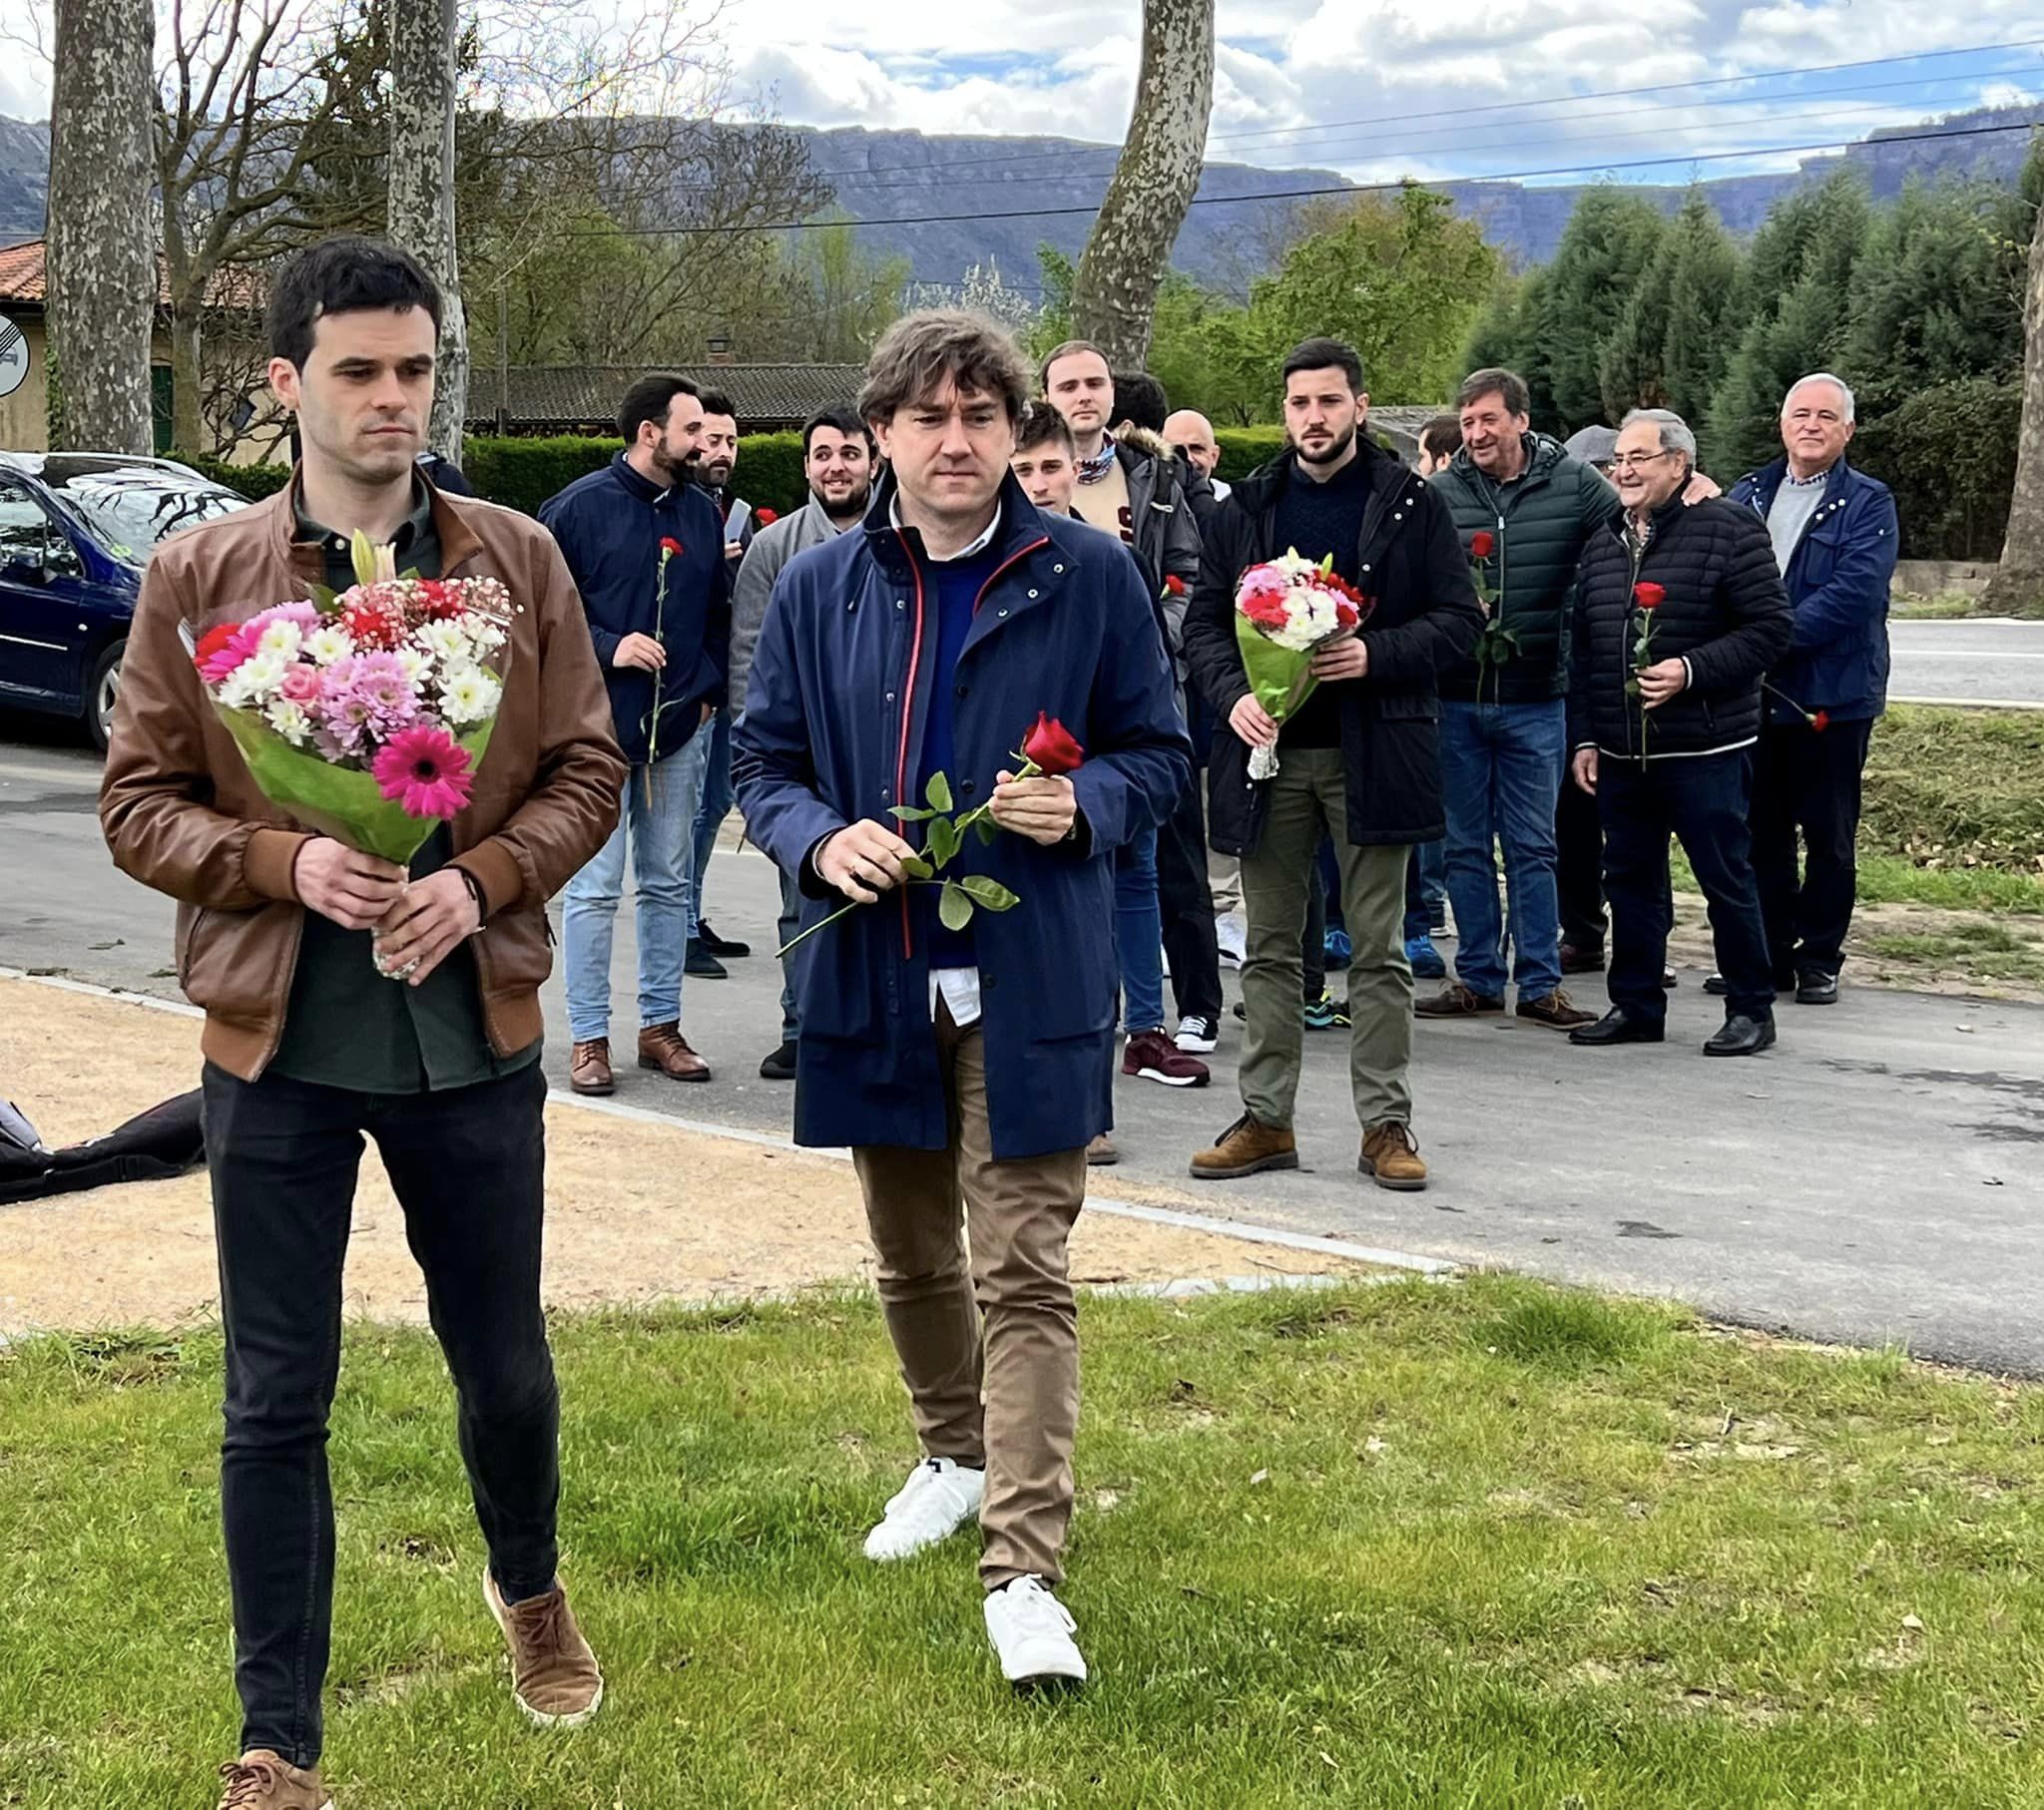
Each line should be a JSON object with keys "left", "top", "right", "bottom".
{"left": 0, "top": 978, "right": 1372, "bottom": 1337}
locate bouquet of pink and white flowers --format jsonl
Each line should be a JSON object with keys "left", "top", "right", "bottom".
{"left": 1234, "top": 548, "right": 1370, "bottom": 779}
{"left": 186, "top": 532, "right": 515, "bottom": 864}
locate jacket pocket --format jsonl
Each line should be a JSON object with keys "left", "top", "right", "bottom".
{"left": 478, "top": 905, "right": 553, "bottom": 996}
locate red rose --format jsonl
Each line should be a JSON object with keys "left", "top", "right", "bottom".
{"left": 1811, "top": 709, "right": 1830, "bottom": 733}
{"left": 1022, "top": 710, "right": 1084, "bottom": 776}
{"left": 1469, "top": 531, "right": 1495, "bottom": 560}
{"left": 192, "top": 621, "right": 240, "bottom": 674}
{"left": 1163, "top": 574, "right": 1186, "bottom": 597}
{"left": 1633, "top": 582, "right": 1666, "bottom": 611}
{"left": 660, "top": 536, "right": 684, "bottom": 558}
{"left": 754, "top": 507, "right": 778, "bottom": 528}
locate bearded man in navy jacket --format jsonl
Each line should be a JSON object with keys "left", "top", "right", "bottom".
{"left": 734, "top": 310, "right": 1189, "bottom": 1692}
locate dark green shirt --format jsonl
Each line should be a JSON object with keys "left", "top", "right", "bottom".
{"left": 266, "top": 480, "right": 541, "bottom": 1094}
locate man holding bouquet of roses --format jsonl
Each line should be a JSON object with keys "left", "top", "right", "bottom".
{"left": 101, "top": 237, "right": 625, "bottom": 1809}
{"left": 734, "top": 310, "right": 1189, "bottom": 1690}
{"left": 1182, "top": 337, "right": 1481, "bottom": 1192}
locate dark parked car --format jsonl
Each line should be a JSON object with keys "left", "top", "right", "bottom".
{"left": 0, "top": 451, "right": 248, "bottom": 748}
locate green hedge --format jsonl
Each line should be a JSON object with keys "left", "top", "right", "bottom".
{"left": 1849, "top": 379, "right": 2018, "bottom": 563}
{"left": 191, "top": 425, "right": 1297, "bottom": 514}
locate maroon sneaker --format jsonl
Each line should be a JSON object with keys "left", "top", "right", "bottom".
{"left": 1123, "top": 1029, "right": 1210, "bottom": 1088}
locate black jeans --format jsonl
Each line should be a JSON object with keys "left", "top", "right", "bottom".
{"left": 1556, "top": 766, "right": 1608, "bottom": 952}
{"left": 1751, "top": 716, "right": 1872, "bottom": 980}
{"left": 1599, "top": 750, "right": 1776, "bottom": 1024}
{"left": 1156, "top": 779, "right": 1224, "bottom": 1025}
{"left": 203, "top": 1060, "right": 560, "bottom": 1767}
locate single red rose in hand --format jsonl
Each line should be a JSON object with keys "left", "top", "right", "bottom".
{"left": 754, "top": 507, "right": 778, "bottom": 528}
{"left": 1470, "top": 531, "right": 1496, "bottom": 559}
{"left": 1633, "top": 582, "right": 1666, "bottom": 610}
{"left": 1022, "top": 710, "right": 1085, "bottom": 775}
{"left": 1163, "top": 574, "right": 1186, "bottom": 597}
{"left": 192, "top": 621, "right": 240, "bottom": 674}
{"left": 1811, "top": 708, "right": 1830, "bottom": 733}
{"left": 660, "top": 536, "right": 685, "bottom": 558}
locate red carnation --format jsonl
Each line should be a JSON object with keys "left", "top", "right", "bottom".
{"left": 1163, "top": 574, "right": 1186, "bottom": 597}
{"left": 754, "top": 507, "right": 779, "bottom": 528}
{"left": 1333, "top": 599, "right": 1360, "bottom": 630}
{"left": 1022, "top": 710, "right": 1084, "bottom": 776}
{"left": 1633, "top": 582, "right": 1666, "bottom": 611}
{"left": 192, "top": 621, "right": 240, "bottom": 674}
{"left": 1811, "top": 709, "right": 1830, "bottom": 733}
{"left": 1244, "top": 591, "right": 1290, "bottom": 632}
{"left": 1469, "top": 531, "right": 1495, "bottom": 560}
{"left": 412, "top": 578, "right": 463, "bottom": 622}
{"left": 660, "top": 536, "right": 684, "bottom": 558}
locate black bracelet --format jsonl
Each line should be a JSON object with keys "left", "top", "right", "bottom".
{"left": 455, "top": 865, "right": 489, "bottom": 926}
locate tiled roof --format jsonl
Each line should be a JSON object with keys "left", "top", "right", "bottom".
{"left": 0, "top": 238, "right": 264, "bottom": 311}
{"left": 466, "top": 364, "right": 867, "bottom": 433}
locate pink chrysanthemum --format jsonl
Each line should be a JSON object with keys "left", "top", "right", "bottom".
{"left": 371, "top": 724, "right": 474, "bottom": 820}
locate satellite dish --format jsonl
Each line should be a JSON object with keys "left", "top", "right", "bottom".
{"left": 0, "top": 319, "right": 28, "bottom": 400}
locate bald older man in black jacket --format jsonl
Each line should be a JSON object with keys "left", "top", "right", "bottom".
{"left": 1567, "top": 408, "right": 1791, "bottom": 1058}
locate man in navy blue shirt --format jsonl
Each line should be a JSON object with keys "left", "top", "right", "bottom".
{"left": 735, "top": 311, "right": 1189, "bottom": 1691}
{"left": 540, "top": 375, "right": 730, "bottom": 1091}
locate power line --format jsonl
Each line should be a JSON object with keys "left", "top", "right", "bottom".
{"left": 772, "top": 38, "right": 2044, "bottom": 197}
{"left": 570, "top": 117, "right": 2043, "bottom": 241}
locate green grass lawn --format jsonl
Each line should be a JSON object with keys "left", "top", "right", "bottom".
{"left": 5, "top": 1280, "right": 2042, "bottom": 1807}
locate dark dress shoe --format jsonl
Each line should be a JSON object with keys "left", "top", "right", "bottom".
{"left": 685, "top": 937, "right": 729, "bottom": 980}
{"left": 1558, "top": 942, "right": 1606, "bottom": 975}
{"left": 1704, "top": 1013, "right": 1777, "bottom": 1057}
{"left": 1703, "top": 971, "right": 1728, "bottom": 996}
{"left": 759, "top": 1039, "right": 797, "bottom": 1080}
{"left": 698, "top": 921, "right": 752, "bottom": 959}
{"left": 1570, "top": 1009, "right": 1665, "bottom": 1046}
{"left": 1795, "top": 970, "right": 1838, "bottom": 1005}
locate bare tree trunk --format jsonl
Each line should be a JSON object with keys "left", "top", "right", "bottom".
{"left": 1071, "top": 0, "right": 1215, "bottom": 370}
{"left": 1990, "top": 180, "right": 2044, "bottom": 615}
{"left": 386, "top": 0, "right": 468, "bottom": 459}
{"left": 168, "top": 295, "right": 209, "bottom": 454}
{"left": 46, "top": 0, "right": 155, "bottom": 453}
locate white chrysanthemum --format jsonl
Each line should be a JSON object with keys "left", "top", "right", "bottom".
{"left": 396, "top": 646, "right": 433, "bottom": 686}
{"left": 305, "top": 625, "right": 354, "bottom": 666}
{"left": 419, "top": 620, "right": 469, "bottom": 664}
{"left": 264, "top": 698, "right": 313, "bottom": 745}
{"left": 221, "top": 651, "right": 288, "bottom": 706}
{"left": 256, "top": 620, "right": 303, "bottom": 659}
{"left": 441, "top": 664, "right": 502, "bottom": 727}
{"left": 466, "top": 619, "right": 506, "bottom": 656}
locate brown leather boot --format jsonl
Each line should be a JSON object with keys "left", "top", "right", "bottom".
{"left": 484, "top": 1570, "right": 604, "bottom": 1727}
{"left": 638, "top": 1022, "right": 711, "bottom": 1082}
{"left": 1360, "top": 1122, "right": 1428, "bottom": 1191}
{"left": 1189, "top": 1113, "right": 1298, "bottom": 1180}
{"left": 216, "top": 1751, "right": 331, "bottom": 1809}
{"left": 568, "top": 1039, "right": 615, "bottom": 1097}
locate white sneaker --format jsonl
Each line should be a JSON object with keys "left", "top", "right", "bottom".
{"left": 1175, "top": 1014, "right": 1218, "bottom": 1054}
{"left": 983, "top": 1575, "right": 1088, "bottom": 1688}
{"left": 862, "top": 1457, "right": 985, "bottom": 1562}
{"left": 1215, "top": 913, "right": 1247, "bottom": 968}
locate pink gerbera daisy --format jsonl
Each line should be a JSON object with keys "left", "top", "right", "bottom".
{"left": 371, "top": 724, "right": 474, "bottom": 820}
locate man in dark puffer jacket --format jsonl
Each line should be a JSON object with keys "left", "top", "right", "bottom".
{"left": 1567, "top": 409, "right": 1791, "bottom": 1058}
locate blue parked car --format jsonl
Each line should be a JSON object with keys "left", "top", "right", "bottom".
{"left": 0, "top": 451, "right": 248, "bottom": 748}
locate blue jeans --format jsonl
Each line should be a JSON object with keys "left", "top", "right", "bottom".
{"left": 563, "top": 726, "right": 713, "bottom": 1041}
{"left": 687, "top": 705, "right": 734, "bottom": 938}
{"left": 1113, "top": 823, "right": 1166, "bottom": 1033}
{"left": 1440, "top": 698, "right": 1566, "bottom": 1000}
{"left": 1402, "top": 840, "right": 1444, "bottom": 942}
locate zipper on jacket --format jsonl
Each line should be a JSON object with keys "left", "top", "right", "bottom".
{"left": 892, "top": 530, "right": 928, "bottom": 960}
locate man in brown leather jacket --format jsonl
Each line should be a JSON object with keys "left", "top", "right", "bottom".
{"left": 100, "top": 237, "right": 625, "bottom": 1810}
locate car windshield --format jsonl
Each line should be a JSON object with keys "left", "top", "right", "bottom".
{"left": 38, "top": 462, "right": 245, "bottom": 563}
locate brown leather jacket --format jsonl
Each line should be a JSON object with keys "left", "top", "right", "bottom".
{"left": 100, "top": 475, "right": 626, "bottom": 1081}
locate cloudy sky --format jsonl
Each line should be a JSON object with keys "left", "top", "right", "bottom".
{"left": 3, "top": 0, "right": 2039, "bottom": 186}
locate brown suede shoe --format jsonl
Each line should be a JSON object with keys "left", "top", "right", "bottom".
{"left": 1360, "top": 1123, "right": 1428, "bottom": 1191}
{"left": 1516, "top": 989, "right": 1598, "bottom": 1032}
{"left": 485, "top": 1570, "right": 605, "bottom": 1727}
{"left": 217, "top": 1751, "right": 331, "bottom": 1810}
{"left": 569, "top": 1039, "right": 615, "bottom": 1096}
{"left": 1189, "top": 1113, "right": 1298, "bottom": 1180}
{"left": 1414, "top": 982, "right": 1504, "bottom": 1018}
{"left": 638, "top": 1022, "right": 711, "bottom": 1082}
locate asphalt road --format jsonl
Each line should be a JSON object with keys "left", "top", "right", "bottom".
{"left": 5, "top": 731, "right": 2042, "bottom": 1374}
{"left": 1888, "top": 617, "right": 2044, "bottom": 707}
